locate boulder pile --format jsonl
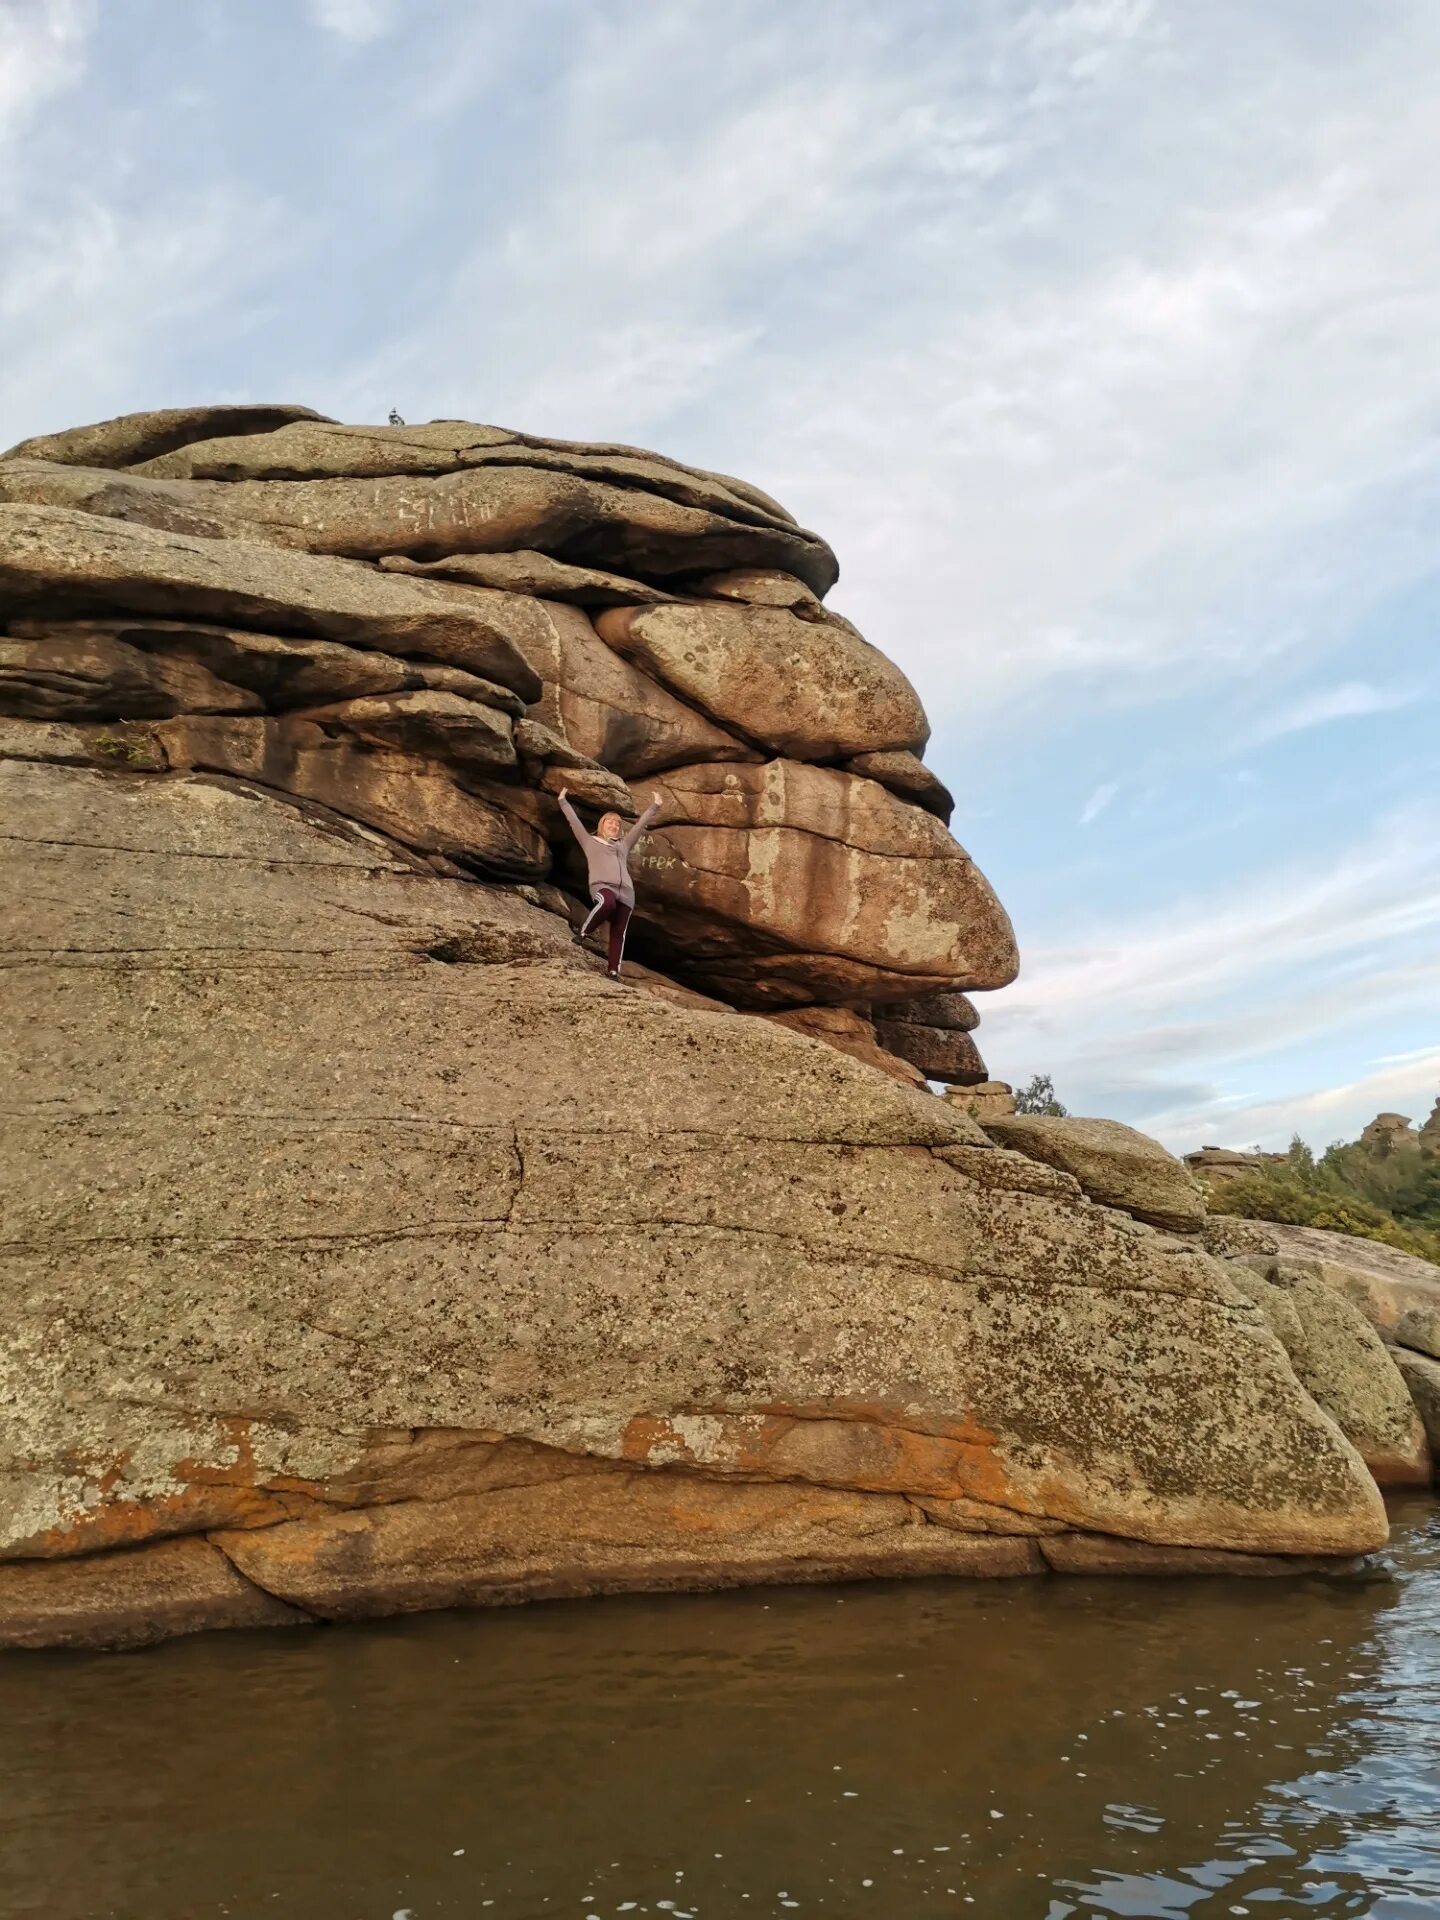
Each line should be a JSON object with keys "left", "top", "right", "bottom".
{"left": 0, "top": 406, "right": 1014, "bottom": 1068}
{"left": 0, "top": 407, "right": 1422, "bottom": 1651}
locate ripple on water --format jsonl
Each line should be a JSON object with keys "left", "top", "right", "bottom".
{"left": 0, "top": 1499, "right": 1437, "bottom": 1918}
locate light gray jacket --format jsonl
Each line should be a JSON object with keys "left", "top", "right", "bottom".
{"left": 558, "top": 794, "right": 660, "bottom": 907}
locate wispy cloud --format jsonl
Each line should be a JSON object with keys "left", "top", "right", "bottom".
{"left": 306, "top": 0, "right": 400, "bottom": 43}
{"left": 1079, "top": 781, "right": 1119, "bottom": 825}
{"left": 980, "top": 806, "right": 1440, "bottom": 1148}
{"left": 1246, "top": 679, "right": 1418, "bottom": 747}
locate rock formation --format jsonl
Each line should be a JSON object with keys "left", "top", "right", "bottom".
{"left": 1184, "top": 1145, "right": 1284, "bottom": 1185}
{"left": 0, "top": 406, "right": 1405, "bottom": 1649}
{"left": 984, "top": 1115, "right": 1207, "bottom": 1234}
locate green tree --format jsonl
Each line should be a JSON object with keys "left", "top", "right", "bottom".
{"left": 1014, "top": 1073, "right": 1068, "bottom": 1118}
{"left": 1201, "top": 1108, "right": 1440, "bottom": 1261}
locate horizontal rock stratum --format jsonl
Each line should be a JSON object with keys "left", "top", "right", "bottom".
{"left": 0, "top": 406, "right": 1395, "bottom": 1649}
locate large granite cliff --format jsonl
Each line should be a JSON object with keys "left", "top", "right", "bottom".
{"left": 0, "top": 407, "right": 1408, "bottom": 1649}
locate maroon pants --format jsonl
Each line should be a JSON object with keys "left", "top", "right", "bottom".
{"left": 582, "top": 887, "right": 632, "bottom": 974}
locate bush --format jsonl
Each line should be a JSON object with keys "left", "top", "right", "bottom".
{"left": 1204, "top": 1127, "right": 1440, "bottom": 1262}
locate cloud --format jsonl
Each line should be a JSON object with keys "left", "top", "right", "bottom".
{"left": 306, "top": 0, "right": 400, "bottom": 43}
{"left": 1079, "top": 781, "right": 1119, "bottom": 825}
{"left": 978, "top": 806, "right": 1440, "bottom": 1147}
{"left": 0, "top": 0, "right": 92, "bottom": 179}
{"left": 1151, "top": 1049, "right": 1440, "bottom": 1154}
{"left": 1246, "top": 679, "right": 1418, "bottom": 747}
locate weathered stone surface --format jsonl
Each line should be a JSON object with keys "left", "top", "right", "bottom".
{"left": 1186, "top": 1146, "right": 1278, "bottom": 1185}
{"left": 635, "top": 760, "right": 1018, "bottom": 1007}
{"left": 0, "top": 456, "right": 284, "bottom": 543}
{"left": 842, "top": 749, "right": 954, "bottom": 822}
{"left": 0, "top": 717, "right": 168, "bottom": 770}
{"left": 213, "top": 1472, "right": 1041, "bottom": 1619}
{"left": 182, "top": 465, "right": 839, "bottom": 594}
{"left": 1226, "top": 1266, "right": 1431, "bottom": 1486}
{"left": 877, "top": 990, "right": 979, "bottom": 1032}
{"left": 596, "top": 601, "right": 928, "bottom": 760}
{"left": 3, "top": 404, "right": 329, "bottom": 471}
{"left": 1395, "top": 1306, "right": 1440, "bottom": 1361}
{"left": 1393, "top": 1349, "right": 1440, "bottom": 1459}
{"left": 137, "top": 420, "right": 804, "bottom": 534}
{"left": 1038, "top": 1534, "right": 1359, "bottom": 1577}
{"left": 873, "top": 1020, "right": 986, "bottom": 1086}
{"left": 152, "top": 715, "right": 546, "bottom": 876}
{"left": 1241, "top": 1224, "right": 1440, "bottom": 1339}
{"left": 4, "top": 615, "right": 416, "bottom": 708}
{"left": 691, "top": 568, "right": 821, "bottom": 610}
{"left": 0, "top": 762, "right": 1385, "bottom": 1657}
{"left": 379, "top": 549, "right": 672, "bottom": 606}
{"left": 947, "top": 1081, "right": 1017, "bottom": 1124}
{"left": 0, "top": 1536, "right": 305, "bottom": 1649}
{"left": 983, "top": 1116, "right": 1207, "bottom": 1233}
{"left": 292, "top": 690, "right": 517, "bottom": 772}
{"left": 0, "top": 626, "right": 260, "bottom": 719}
{"left": 507, "top": 595, "right": 754, "bottom": 777}
{"left": 765, "top": 1005, "right": 926, "bottom": 1088}
{"left": 0, "top": 505, "right": 544, "bottom": 697}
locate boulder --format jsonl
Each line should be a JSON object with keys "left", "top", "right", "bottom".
{"left": 841, "top": 750, "right": 954, "bottom": 822}
{"left": 0, "top": 759, "right": 1386, "bottom": 1647}
{"left": 691, "top": 567, "right": 821, "bottom": 610}
{"left": 635, "top": 760, "right": 1019, "bottom": 1007}
{"left": 290, "top": 691, "right": 518, "bottom": 773}
{"left": 152, "top": 715, "right": 546, "bottom": 877}
{"left": 876, "top": 990, "right": 979, "bottom": 1031}
{"left": 1185, "top": 1146, "right": 1277, "bottom": 1185}
{"left": 380, "top": 549, "right": 672, "bottom": 606}
{"left": 0, "top": 626, "right": 261, "bottom": 720}
{"left": 4, "top": 616, "right": 419, "bottom": 707}
{"left": 595, "top": 601, "right": 928, "bottom": 760}
{"left": 1393, "top": 1349, "right": 1440, "bottom": 1459}
{"left": 181, "top": 466, "right": 839, "bottom": 593}
{"left": 948, "top": 1081, "right": 1017, "bottom": 1124}
{"left": 481, "top": 592, "right": 756, "bottom": 777}
{"left": 873, "top": 1021, "right": 986, "bottom": 1086}
{"left": 1237, "top": 1223, "right": 1440, "bottom": 1340}
{"left": 765, "top": 1005, "right": 926, "bottom": 1088}
{"left": 136, "top": 420, "right": 804, "bottom": 536}
{"left": 2, "top": 403, "right": 330, "bottom": 471}
{"left": 982, "top": 1115, "right": 1207, "bottom": 1233}
{"left": 1037, "top": 1534, "right": 1359, "bottom": 1577}
{"left": 1226, "top": 1266, "right": 1431, "bottom": 1485}
{"left": 0, "top": 1535, "right": 306, "bottom": 1650}
{"left": 0, "top": 504, "right": 544, "bottom": 697}
{"left": 0, "top": 455, "right": 288, "bottom": 543}
{"left": 1395, "top": 1306, "right": 1440, "bottom": 1362}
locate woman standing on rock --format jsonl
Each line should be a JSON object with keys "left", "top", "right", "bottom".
{"left": 557, "top": 789, "right": 661, "bottom": 982}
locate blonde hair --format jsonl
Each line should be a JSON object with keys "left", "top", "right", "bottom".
{"left": 597, "top": 811, "right": 624, "bottom": 838}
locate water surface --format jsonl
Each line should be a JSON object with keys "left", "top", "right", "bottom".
{"left": 3, "top": 1499, "right": 1438, "bottom": 1919}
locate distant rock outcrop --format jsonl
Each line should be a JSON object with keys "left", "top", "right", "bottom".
{"left": 0, "top": 406, "right": 1406, "bottom": 1648}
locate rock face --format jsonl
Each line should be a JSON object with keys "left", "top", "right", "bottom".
{"left": 983, "top": 1116, "right": 1207, "bottom": 1234}
{"left": 0, "top": 757, "right": 1387, "bottom": 1648}
{"left": 1239, "top": 1223, "right": 1440, "bottom": 1341}
{"left": 0, "top": 406, "right": 1399, "bottom": 1648}
{"left": 0, "top": 409, "right": 1015, "bottom": 1034}
{"left": 1225, "top": 1267, "right": 1431, "bottom": 1485}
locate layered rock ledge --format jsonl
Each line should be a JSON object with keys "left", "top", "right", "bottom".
{"left": 0, "top": 407, "right": 1399, "bottom": 1649}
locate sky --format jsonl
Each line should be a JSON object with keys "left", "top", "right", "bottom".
{"left": 2, "top": 0, "right": 1437, "bottom": 1152}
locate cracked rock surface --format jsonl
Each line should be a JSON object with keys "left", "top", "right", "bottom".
{"left": 0, "top": 756, "right": 1386, "bottom": 1647}
{"left": 0, "top": 407, "right": 1396, "bottom": 1647}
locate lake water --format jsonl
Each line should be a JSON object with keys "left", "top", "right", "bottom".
{"left": 2, "top": 1498, "right": 1438, "bottom": 1920}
